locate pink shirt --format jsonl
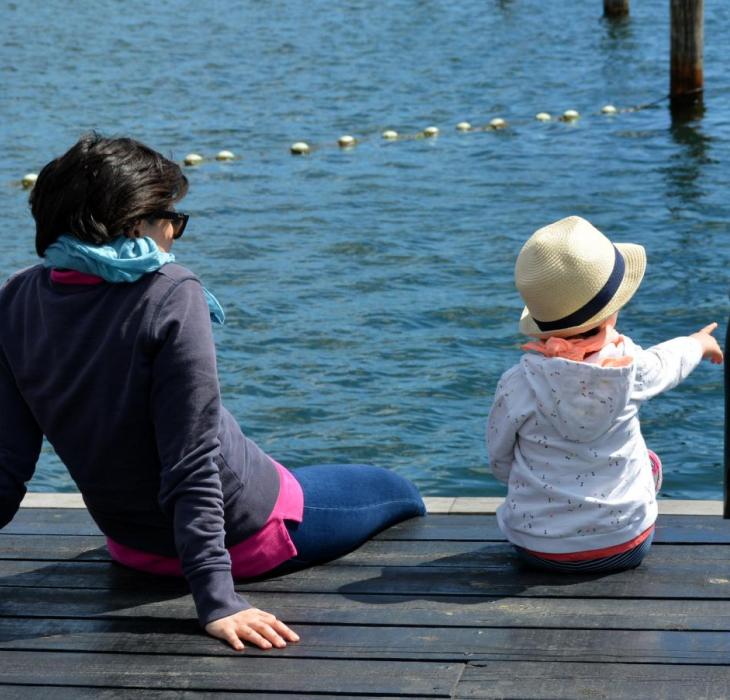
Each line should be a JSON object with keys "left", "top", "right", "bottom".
{"left": 107, "top": 460, "right": 304, "bottom": 578}
{"left": 50, "top": 269, "right": 105, "bottom": 285}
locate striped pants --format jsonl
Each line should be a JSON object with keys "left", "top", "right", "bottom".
{"left": 515, "top": 530, "right": 654, "bottom": 573}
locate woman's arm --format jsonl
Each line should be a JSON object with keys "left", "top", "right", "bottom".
{"left": 0, "top": 349, "right": 42, "bottom": 528}
{"left": 149, "top": 277, "right": 297, "bottom": 649}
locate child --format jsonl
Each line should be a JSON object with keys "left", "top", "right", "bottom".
{"left": 486, "top": 216, "right": 723, "bottom": 572}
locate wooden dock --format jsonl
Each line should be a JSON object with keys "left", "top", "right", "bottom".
{"left": 2, "top": 497, "right": 730, "bottom": 698}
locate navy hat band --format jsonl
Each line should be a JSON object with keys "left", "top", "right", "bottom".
{"left": 533, "top": 245, "right": 625, "bottom": 332}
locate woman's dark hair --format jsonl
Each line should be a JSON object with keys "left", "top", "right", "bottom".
{"left": 30, "top": 133, "right": 189, "bottom": 256}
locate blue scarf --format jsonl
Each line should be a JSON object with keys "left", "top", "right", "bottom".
{"left": 43, "top": 235, "right": 225, "bottom": 325}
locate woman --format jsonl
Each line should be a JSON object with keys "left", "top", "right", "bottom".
{"left": 0, "top": 133, "right": 425, "bottom": 651}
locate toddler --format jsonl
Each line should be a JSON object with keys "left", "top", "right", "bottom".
{"left": 487, "top": 216, "right": 723, "bottom": 572}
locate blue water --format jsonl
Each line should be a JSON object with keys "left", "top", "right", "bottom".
{"left": 2, "top": 0, "right": 729, "bottom": 497}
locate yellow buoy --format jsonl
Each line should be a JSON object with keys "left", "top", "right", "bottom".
{"left": 489, "top": 118, "right": 507, "bottom": 129}
{"left": 290, "top": 142, "right": 311, "bottom": 155}
{"left": 456, "top": 121, "right": 472, "bottom": 131}
{"left": 184, "top": 153, "right": 203, "bottom": 166}
{"left": 382, "top": 129, "right": 399, "bottom": 140}
{"left": 601, "top": 104, "right": 618, "bottom": 115}
{"left": 21, "top": 173, "right": 38, "bottom": 189}
{"left": 562, "top": 109, "right": 580, "bottom": 121}
{"left": 216, "top": 150, "right": 235, "bottom": 161}
{"left": 423, "top": 126, "right": 439, "bottom": 137}
{"left": 338, "top": 135, "right": 356, "bottom": 148}
{"left": 535, "top": 112, "right": 552, "bottom": 122}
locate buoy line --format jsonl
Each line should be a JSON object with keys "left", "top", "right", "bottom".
{"left": 15, "top": 93, "right": 674, "bottom": 187}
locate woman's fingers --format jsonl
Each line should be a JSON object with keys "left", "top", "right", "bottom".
{"left": 701, "top": 322, "right": 718, "bottom": 334}
{"left": 238, "top": 625, "right": 275, "bottom": 649}
{"left": 272, "top": 617, "right": 300, "bottom": 642}
{"left": 219, "top": 627, "right": 245, "bottom": 652}
{"left": 205, "top": 608, "right": 300, "bottom": 651}
{"left": 248, "top": 609, "right": 299, "bottom": 643}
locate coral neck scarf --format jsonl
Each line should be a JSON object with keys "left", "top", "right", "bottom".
{"left": 521, "top": 322, "right": 632, "bottom": 367}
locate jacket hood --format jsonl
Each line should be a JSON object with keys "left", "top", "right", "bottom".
{"left": 520, "top": 353, "right": 636, "bottom": 442}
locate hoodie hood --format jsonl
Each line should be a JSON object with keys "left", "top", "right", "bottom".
{"left": 520, "top": 353, "right": 635, "bottom": 442}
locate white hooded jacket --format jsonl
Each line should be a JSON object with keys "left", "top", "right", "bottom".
{"left": 487, "top": 335, "right": 703, "bottom": 553}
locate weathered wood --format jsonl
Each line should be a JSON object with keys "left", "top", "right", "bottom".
{"left": 5, "top": 587, "right": 730, "bottom": 632}
{"left": 455, "top": 661, "right": 730, "bottom": 699}
{"left": 3, "top": 508, "right": 730, "bottom": 696}
{"left": 725, "top": 315, "right": 730, "bottom": 518}
{"left": 4, "top": 508, "right": 99, "bottom": 535}
{"left": 0, "top": 689, "right": 381, "bottom": 700}
{"left": 335, "top": 541, "right": 730, "bottom": 568}
{"left": 1, "top": 617, "right": 730, "bottom": 666}
{"left": 4, "top": 556, "right": 730, "bottom": 600}
{"left": 0, "top": 651, "right": 462, "bottom": 696}
{"left": 7, "top": 533, "right": 730, "bottom": 571}
{"left": 377, "top": 513, "right": 730, "bottom": 544}
{"left": 7, "top": 510, "right": 730, "bottom": 543}
{"left": 19, "top": 493, "right": 726, "bottom": 516}
{"left": 604, "top": 0, "right": 629, "bottom": 18}
{"left": 0, "top": 534, "right": 108, "bottom": 560}
{"left": 670, "top": 0, "right": 704, "bottom": 103}
{"left": 7, "top": 532, "right": 730, "bottom": 567}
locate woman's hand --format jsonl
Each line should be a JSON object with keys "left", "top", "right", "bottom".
{"left": 691, "top": 322, "right": 724, "bottom": 365}
{"left": 205, "top": 608, "right": 300, "bottom": 651}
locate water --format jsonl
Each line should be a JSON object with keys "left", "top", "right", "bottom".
{"left": 2, "top": 0, "right": 729, "bottom": 498}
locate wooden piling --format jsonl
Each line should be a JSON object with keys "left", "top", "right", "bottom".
{"left": 603, "top": 0, "right": 629, "bottom": 18}
{"left": 670, "top": 0, "right": 704, "bottom": 105}
{"left": 722, "top": 314, "right": 730, "bottom": 520}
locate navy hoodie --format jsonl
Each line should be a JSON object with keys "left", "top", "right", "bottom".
{"left": 0, "top": 263, "right": 279, "bottom": 625}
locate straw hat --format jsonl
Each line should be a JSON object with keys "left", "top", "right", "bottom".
{"left": 515, "top": 216, "right": 646, "bottom": 338}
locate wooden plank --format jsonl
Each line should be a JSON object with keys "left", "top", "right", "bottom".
{"left": 6, "top": 532, "right": 730, "bottom": 569}
{"left": 20, "top": 493, "right": 85, "bottom": 508}
{"left": 0, "top": 689, "right": 392, "bottom": 700}
{"left": 376, "top": 514, "right": 730, "bottom": 543}
{"left": 6, "top": 510, "right": 730, "bottom": 543}
{"left": 3, "top": 508, "right": 98, "bottom": 535}
{"left": 0, "top": 651, "right": 461, "bottom": 696}
{"left": 0, "top": 535, "right": 107, "bottom": 560}
{"left": 19, "top": 493, "right": 726, "bottom": 516}
{"left": 3, "top": 556, "right": 730, "bottom": 600}
{"left": 239, "top": 559, "right": 730, "bottom": 599}
{"left": 455, "top": 661, "right": 730, "bottom": 699}
{"left": 1, "top": 617, "right": 730, "bottom": 665}
{"left": 4, "top": 587, "right": 730, "bottom": 632}
{"left": 335, "top": 540, "right": 730, "bottom": 568}
{"left": 0, "top": 515, "right": 730, "bottom": 561}
{"left": 3, "top": 532, "right": 730, "bottom": 569}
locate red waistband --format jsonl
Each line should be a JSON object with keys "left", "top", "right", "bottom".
{"left": 523, "top": 524, "right": 655, "bottom": 562}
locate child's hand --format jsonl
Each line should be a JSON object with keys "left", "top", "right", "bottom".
{"left": 205, "top": 607, "right": 300, "bottom": 651}
{"left": 690, "top": 322, "right": 724, "bottom": 365}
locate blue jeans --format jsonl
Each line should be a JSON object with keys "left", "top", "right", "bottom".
{"left": 274, "top": 464, "right": 425, "bottom": 571}
{"left": 515, "top": 530, "right": 654, "bottom": 574}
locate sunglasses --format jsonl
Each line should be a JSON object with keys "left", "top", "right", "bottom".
{"left": 147, "top": 210, "right": 189, "bottom": 239}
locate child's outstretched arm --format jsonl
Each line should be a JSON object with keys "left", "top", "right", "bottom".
{"left": 690, "top": 322, "right": 724, "bottom": 364}
{"left": 632, "top": 322, "right": 723, "bottom": 402}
